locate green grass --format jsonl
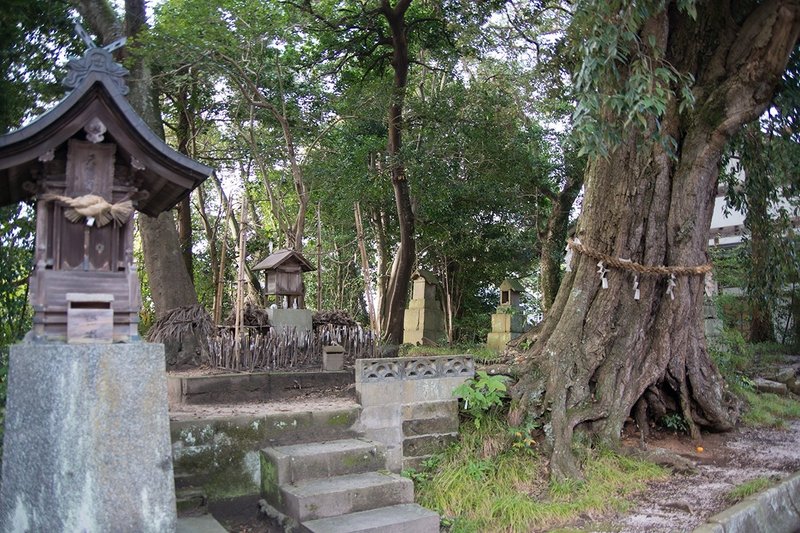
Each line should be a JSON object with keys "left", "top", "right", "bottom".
{"left": 740, "top": 389, "right": 800, "bottom": 428}
{"left": 411, "top": 416, "right": 668, "bottom": 532}
{"left": 725, "top": 477, "right": 774, "bottom": 503}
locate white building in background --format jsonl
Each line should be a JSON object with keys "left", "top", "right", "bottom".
{"left": 709, "top": 185, "right": 747, "bottom": 249}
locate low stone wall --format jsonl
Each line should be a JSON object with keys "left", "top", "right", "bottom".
{"left": 171, "top": 406, "right": 361, "bottom": 501}
{"left": 693, "top": 472, "right": 800, "bottom": 533}
{"left": 168, "top": 370, "right": 352, "bottom": 405}
{"left": 354, "top": 355, "right": 474, "bottom": 471}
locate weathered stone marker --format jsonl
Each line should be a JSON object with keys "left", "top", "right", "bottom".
{"left": 486, "top": 278, "right": 527, "bottom": 352}
{"left": 0, "top": 33, "right": 212, "bottom": 531}
{"left": 402, "top": 270, "right": 446, "bottom": 345}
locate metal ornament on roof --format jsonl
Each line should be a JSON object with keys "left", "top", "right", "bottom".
{"left": 63, "top": 22, "right": 129, "bottom": 94}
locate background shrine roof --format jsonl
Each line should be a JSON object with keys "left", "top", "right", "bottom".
{"left": 0, "top": 47, "right": 214, "bottom": 216}
{"left": 253, "top": 249, "right": 315, "bottom": 272}
{"left": 499, "top": 278, "right": 526, "bottom": 292}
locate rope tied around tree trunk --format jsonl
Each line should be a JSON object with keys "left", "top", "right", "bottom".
{"left": 567, "top": 238, "right": 712, "bottom": 277}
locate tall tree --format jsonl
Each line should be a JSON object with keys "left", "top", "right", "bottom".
{"left": 71, "top": 0, "right": 200, "bottom": 316}
{"left": 512, "top": 0, "right": 800, "bottom": 481}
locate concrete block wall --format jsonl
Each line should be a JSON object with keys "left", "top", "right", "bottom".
{"left": 354, "top": 355, "right": 474, "bottom": 471}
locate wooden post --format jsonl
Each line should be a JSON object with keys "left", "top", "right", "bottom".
{"left": 316, "top": 202, "right": 322, "bottom": 311}
{"left": 234, "top": 196, "right": 248, "bottom": 367}
{"left": 355, "top": 202, "right": 378, "bottom": 334}
{"left": 213, "top": 200, "right": 232, "bottom": 324}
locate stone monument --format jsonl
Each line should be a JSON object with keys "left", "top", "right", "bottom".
{"left": 403, "top": 270, "right": 446, "bottom": 345}
{"left": 0, "top": 29, "right": 212, "bottom": 531}
{"left": 486, "top": 278, "right": 527, "bottom": 352}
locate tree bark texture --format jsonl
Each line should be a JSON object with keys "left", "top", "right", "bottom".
{"left": 380, "top": 0, "right": 416, "bottom": 345}
{"left": 539, "top": 174, "right": 583, "bottom": 311}
{"left": 512, "top": 0, "right": 800, "bottom": 481}
{"left": 74, "top": 0, "right": 200, "bottom": 317}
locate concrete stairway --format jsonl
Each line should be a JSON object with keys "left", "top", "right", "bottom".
{"left": 260, "top": 438, "right": 439, "bottom": 533}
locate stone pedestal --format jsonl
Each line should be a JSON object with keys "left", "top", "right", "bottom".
{"left": 403, "top": 274, "right": 446, "bottom": 345}
{"left": 268, "top": 308, "right": 313, "bottom": 334}
{"left": 0, "top": 343, "right": 176, "bottom": 532}
{"left": 487, "top": 311, "right": 525, "bottom": 352}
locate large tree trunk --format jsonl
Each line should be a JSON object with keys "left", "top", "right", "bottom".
{"left": 73, "top": 0, "right": 200, "bottom": 317}
{"left": 379, "top": 0, "right": 416, "bottom": 346}
{"left": 512, "top": 0, "right": 800, "bottom": 481}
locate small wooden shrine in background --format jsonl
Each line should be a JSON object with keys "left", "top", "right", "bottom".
{"left": 487, "top": 278, "right": 527, "bottom": 352}
{"left": 253, "top": 249, "right": 315, "bottom": 309}
{"left": 403, "top": 270, "right": 446, "bottom": 345}
{"left": 0, "top": 43, "right": 212, "bottom": 343}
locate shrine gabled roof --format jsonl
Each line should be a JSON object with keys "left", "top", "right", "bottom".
{"left": 0, "top": 48, "right": 213, "bottom": 217}
{"left": 253, "top": 249, "right": 315, "bottom": 272}
{"left": 499, "top": 278, "right": 526, "bottom": 293}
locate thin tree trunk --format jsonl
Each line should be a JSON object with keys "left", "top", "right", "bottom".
{"left": 380, "top": 0, "right": 416, "bottom": 346}
{"left": 539, "top": 174, "right": 583, "bottom": 311}
{"left": 355, "top": 202, "right": 378, "bottom": 333}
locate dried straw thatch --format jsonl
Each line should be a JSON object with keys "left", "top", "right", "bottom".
{"left": 146, "top": 304, "right": 215, "bottom": 344}
{"left": 312, "top": 310, "right": 357, "bottom": 328}
{"left": 224, "top": 302, "right": 271, "bottom": 332}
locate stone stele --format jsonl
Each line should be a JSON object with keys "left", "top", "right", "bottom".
{"left": 0, "top": 343, "right": 176, "bottom": 532}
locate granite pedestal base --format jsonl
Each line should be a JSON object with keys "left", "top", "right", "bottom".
{"left": 0, "top": 343, "right": 176, "bottom": 532}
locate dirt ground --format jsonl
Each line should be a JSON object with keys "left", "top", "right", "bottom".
{"left": 576, "top": 419, "right": 800, "bottom": 532}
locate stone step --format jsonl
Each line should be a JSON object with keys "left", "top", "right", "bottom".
{"left": 175, "top": 487, "right": 207, "bottom": 515}
{"left": 278, "top": 471, "right": 414, "bottom": 522}
{"left": 262, "top": 438, "right": 387, "bottom": 485}
{"left": 301, "top": 503, "right": 440, "bottom": 533}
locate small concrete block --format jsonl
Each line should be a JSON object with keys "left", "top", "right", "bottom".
{"left": 302, "top": 503, "right": 440, "bottom": 533}
{"left": 356, "top": 381, "right": 403, "bottom": 406}
{"left": 362, "top": 426, "right": 404, "bottom": 448}
{"left": 281, "top": 472, "right": 413, "bottom": 521}
{"left": 323, "top": 352, "right": 345, "bottom": 371}
{"left": 359, "top": 405, "right": 402, "bottom": 429}
{"left": 402, "top": 400, "right": 458, "bottom": 421}
{"left": 403, "top": 415, "right": 459, "bottom": 436}
{"left": 402, "top": 455, "right": 434, "bottom": 471}
{"left": 403, "top": 433, "right": 458, "bottom": 457}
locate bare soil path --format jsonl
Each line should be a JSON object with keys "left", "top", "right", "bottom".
{"left": 576, "top": 420, "right": 800, "bottom": 532}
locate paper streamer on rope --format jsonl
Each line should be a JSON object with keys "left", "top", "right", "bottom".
{"left": 633, "top": 275, "right": 640, "bottom": 300}
{"left": 597, "top": 261, "right": 608, "bottom": 289}
{"left": 666, "top": 274, "right": 676, "bottom": 300}
{"left": 564, "top": 237, "right": 580, "bottom": 272}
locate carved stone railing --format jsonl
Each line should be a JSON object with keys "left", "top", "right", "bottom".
{"left": 357, "top": 355, "right": 474, "bottom": 382}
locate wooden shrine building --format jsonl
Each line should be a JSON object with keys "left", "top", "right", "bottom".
{"left": 253, "top": 249, "right": 315, "bottom": 309}
{"left": 0, "top": 43, "right": 213, "bottom": 342}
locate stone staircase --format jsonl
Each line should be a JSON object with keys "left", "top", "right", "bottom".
{"left": 260, "top": 437, "right": 439, "bottom": 533}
